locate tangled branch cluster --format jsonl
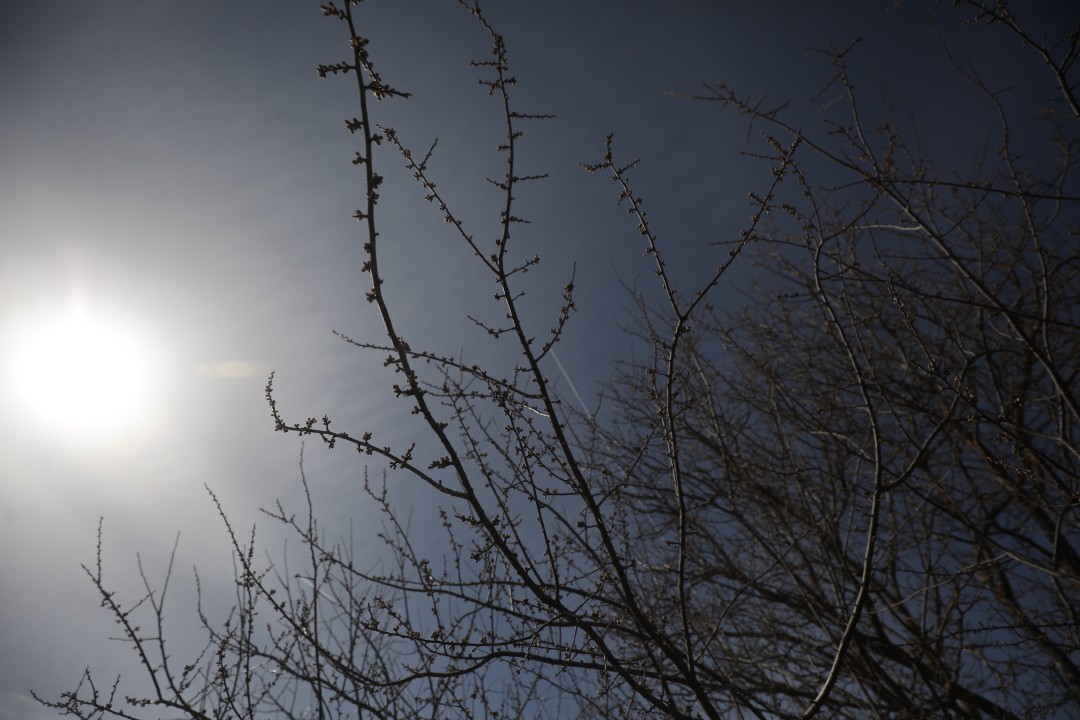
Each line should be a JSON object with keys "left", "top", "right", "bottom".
{"left": 43, "top": 2, "right": 1078, "bottom": 719}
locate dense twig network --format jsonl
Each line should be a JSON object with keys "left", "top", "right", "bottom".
{"left": 42, "top": 1, "right": 1078, "bottom": 719}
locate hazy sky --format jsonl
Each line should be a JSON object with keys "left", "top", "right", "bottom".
{"left": 1, "top": 2, "right": 1072, "bottom": 717}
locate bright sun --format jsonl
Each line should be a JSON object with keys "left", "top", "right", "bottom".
{"left": 9, "top": 307, "right": 151, "bottom": 439}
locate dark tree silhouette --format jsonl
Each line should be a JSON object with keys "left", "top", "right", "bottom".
{"left": 42, "top": 1, "right": 1078, "bottom": 719}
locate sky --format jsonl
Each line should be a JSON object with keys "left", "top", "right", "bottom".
{"left": 0, "top": 2, "right": 1074, "bottom": 717}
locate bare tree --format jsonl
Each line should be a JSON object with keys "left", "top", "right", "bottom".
{"left": 42, "top": 1, "right": 1078, "bottom": 719}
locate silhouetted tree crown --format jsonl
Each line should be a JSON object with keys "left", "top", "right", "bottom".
{"left": 42, "top": 2, "right": 1079, "bottom": 719}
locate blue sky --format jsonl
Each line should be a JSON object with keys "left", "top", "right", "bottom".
{"left": 1, "top": 2, "right": 1073, "bottom": 716}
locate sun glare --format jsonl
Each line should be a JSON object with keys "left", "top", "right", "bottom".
{"left": 9, "top": 308, "right": 151, "bottom": 439}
